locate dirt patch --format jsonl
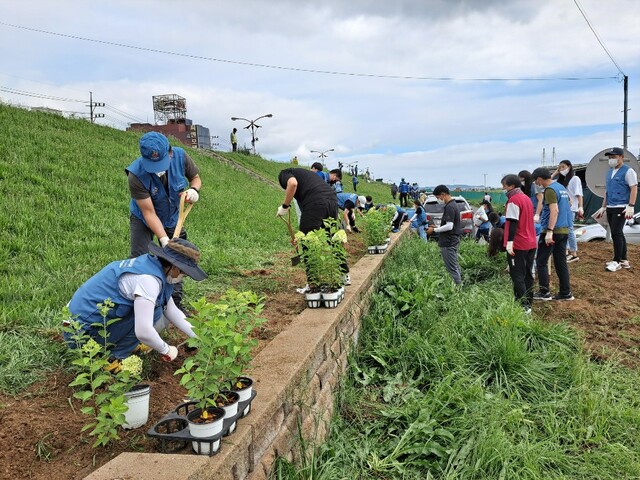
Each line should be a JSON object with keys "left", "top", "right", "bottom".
{"left": 2, "top": 237, "right": 637, "bottom": 480}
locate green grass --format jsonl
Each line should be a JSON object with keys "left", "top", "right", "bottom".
{"left": 272, "top": 239, "right": 640, "bottom": 479}
{"left": 0, "top": 104, "right": 297, "bottom": 392}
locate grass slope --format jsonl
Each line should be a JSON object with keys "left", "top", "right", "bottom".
{"left": 0, "top": 104, "right": 291, "bottom": 392}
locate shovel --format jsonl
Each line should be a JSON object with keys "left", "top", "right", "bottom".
{"left": 279, "top": 210, "right": 302, "bottom": 266}
{"left": 172, "top": 193, "right": 194, "bottom": 239}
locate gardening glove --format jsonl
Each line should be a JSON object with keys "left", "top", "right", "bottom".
{"left": 159, "top": 236, "right": 170, "bottom": 247}
{"left": 345, "top": 224, "right": 352, "bottom": 232}
{"left": 506, "top": 241, "right": 514, "bottom": 256}
{"left": 533, "top": 214, "right": 540, "bottom": 223}
{"left": 161, "top": 345, "right": 178, "bottom": 362}
{"left": 104, "top": 357, "right": 122, "bottom": 374}
{"left": 594, "top": 207, "right": 606, "bottom": 219}
{"left": 625, "top": 205, "right": 634, "bottom": 219}
{"left": 545, "top": 230, "right": 554, "bottom": 245}
{"left": 577, "top": 207, "right": 584, "bottom": 219}
{"left": 185, "top": 188, "right": 199, "bottom": 203}
{"left": 276, "top": 205, "right": 289, "bottom": 217}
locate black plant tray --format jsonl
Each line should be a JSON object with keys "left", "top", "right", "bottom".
{"left": 147, "top": 390, "right": 257, "bottom": 456}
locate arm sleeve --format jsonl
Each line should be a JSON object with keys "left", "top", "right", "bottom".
{"left": 133, "top": 297, "right": 170, "bottom": 355}
{"left": 164, "top": 297, "right": 196, "bottom": 338}
{"left": 128, "top": 173, "right": 150, "bottom": 200}
{"left": 435, "top": 221, "right": 454, "bottom": 233}
{"left": 507, "top": 219, "right": 518, "bottom": 241}
{"left": 626, "top": 168, "right": 638, "bottom": 187}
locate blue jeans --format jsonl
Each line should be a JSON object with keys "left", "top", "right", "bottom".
{"left": 411, "top": 221, "right": 427, "bottom": 241}
{"left": 567, "top": 211, "right": 577, "bottom": 253}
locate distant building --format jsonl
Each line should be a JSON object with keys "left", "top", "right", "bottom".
{"left": 127, "top": 121, "right": 211, "bottom": 150}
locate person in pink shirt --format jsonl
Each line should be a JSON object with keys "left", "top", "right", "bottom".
{"left": 502, "top": 174, "right": 538, "bottom": 313}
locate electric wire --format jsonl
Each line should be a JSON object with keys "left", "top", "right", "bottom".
{"left": 104, "top": 104, "right": 145, "bottom": 123}
{"left": 0, "top": 85, "right": 85, "bottom": 102}
{"left": 573, "top": 0, "right": 625, "bottom": 76}
{"left": 0, "top": 21, "right": 617, "bottom": 82}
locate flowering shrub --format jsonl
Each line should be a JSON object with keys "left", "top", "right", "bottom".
{"left": 62, "top": 301, "right": 143, "bottom": 447}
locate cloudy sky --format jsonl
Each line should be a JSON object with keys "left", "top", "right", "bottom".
{"left": 1, "top": 0, "right": 639, "bottom": 186}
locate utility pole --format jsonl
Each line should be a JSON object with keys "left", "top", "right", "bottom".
{"left": 623, "top": 75, "right": 628, "bottom": 149}
{"left": 87, "top": 91, "right": 105, "bottom": 123}
{"left": 483, "top": 173, "right": 487, "bottom": 191}
{"left": 542, "top": 148, "right": 546, "bottom": 167}
{"left": 552, "top": 147, "right": 556, "bottom": 166}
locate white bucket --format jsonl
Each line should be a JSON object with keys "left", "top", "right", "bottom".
{"left": 187, "top": 407, "right": 225, "bottom": 455}
{"left": 123, "top": 384, "right": 150, "bottom": 429}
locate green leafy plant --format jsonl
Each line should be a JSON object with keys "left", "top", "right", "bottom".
{"left": 176, "top": 291, "right": 266, "bottom": 418}
{"left": 360, "top": 208, "right": 390, "bottom": 247}
{"left": 63, "top": 301, "right": 143, "bottom": 448}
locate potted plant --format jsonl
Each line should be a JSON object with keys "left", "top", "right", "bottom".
{"left": 361, "top": 208, "right": 390, "bottom": 253}
{"left": 295, "top": 229, "right": 325, "bottom": 308}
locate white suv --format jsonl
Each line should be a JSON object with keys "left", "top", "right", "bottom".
{"left": 423, "top": 195, "right": 474, "bottom": 237}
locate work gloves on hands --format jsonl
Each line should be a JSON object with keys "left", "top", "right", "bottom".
{"left": 506, "top": 241, "right": 514, "bottom": 256}
{"left": 185, "top": 188, "right": 200, "bottom": 203}
{"left": 159, "top": 236, "right": 170, "bottom": 247}
{"left": 345, "top": 225, "right": 352, "bottom": 232}
{"left": 545, "top": 230, "right": 554, "bottom": 245}
{"left": 594, "top": 207, "right": 607, "bottom": 219}
{"left": 625, "top": 205, "right": 634, "bottom": 219}
{"left": 161, "top": 345, "right": 178, "bottom": 362}
{"left": 276, "top": 205, "right": 289, "bottom": 217}
{"left": 533, "top": 214, "right": 540, "bottom": 223}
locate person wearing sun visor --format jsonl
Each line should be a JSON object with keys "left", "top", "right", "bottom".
{"left": 64, "top": 239, "right": 207, "bottom": 373}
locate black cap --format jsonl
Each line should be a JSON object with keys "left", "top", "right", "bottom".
{"left": 604, "top": 147, "right": 624, "bottom": 156}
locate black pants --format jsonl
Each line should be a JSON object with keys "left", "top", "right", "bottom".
{"left": 607, "top": 207, "right": 627, "bottom": 262}
{"left": 399, "top": 192, "right": 408, "bottom": 207}
{"left": 508, "top": 248, "right": 536, "bottom": 308}
{"left": 536, "top": 233, "right": 571, "bottom": 296}
{"left": 129, "top": 214, "right": 187, "bottom": 308}
{"left": 392, "top": 212, "right": 406, "bottom": 230}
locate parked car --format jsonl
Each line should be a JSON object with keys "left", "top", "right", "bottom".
{"left": 423, "top": 195, "right": 474, "bottom": 238}
{"left": 575, "top": 213, "right": 640, "bottom": 244}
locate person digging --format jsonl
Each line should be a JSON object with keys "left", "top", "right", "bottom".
{"left": 64, "top": 238, "right": 207, "bottom": 373}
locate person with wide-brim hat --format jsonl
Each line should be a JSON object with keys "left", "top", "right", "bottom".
{"left": 65, "top": 238, "right": 207, "bottom": 372}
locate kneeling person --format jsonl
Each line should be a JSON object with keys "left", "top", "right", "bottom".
{"left": 65, "top": 238, "right": 208, "bottom": 371}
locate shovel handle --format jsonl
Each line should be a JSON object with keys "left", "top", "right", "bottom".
{"left": 279, "top": 210, "right": 296, "bottom": 242}
{"left": 173, "top": 193, "right": 194, "bottom": 239}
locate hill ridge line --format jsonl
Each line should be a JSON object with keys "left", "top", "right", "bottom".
{"left": 200, "top": 150, "right": 280, "bottom": 189}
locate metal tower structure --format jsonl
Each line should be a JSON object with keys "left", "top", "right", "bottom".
{"left": 152, "top": 94, "right": 187, "bottom": 125}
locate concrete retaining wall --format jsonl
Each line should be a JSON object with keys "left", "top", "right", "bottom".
{"left": 87, "top": 232, "right": 404, "bottom": 480}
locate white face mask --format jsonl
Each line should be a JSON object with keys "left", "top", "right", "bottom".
{"left": 156, "top": 171, "right": 166, "bottom": 178}
{"left": 435, "top": 197, "right": 444, "bottom": 205}
{"left": 608, "top": 158, "right": 619, "bottom": 168}
{"left": 559, "top": 168, "right": 569, "bottom": 176}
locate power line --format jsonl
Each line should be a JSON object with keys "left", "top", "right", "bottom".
{"left": 0, "top": 21, "right": 617, "bottom": 82}
{"left": 573, "top": 0, "right": 625, "bottom": 76}
{"left": 104, "top": 104, "right": 145, "bottom": 123}
{"left": 0, "top": 85, "right": 85, "bottom": 102}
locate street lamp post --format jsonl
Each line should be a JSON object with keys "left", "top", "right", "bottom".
{"left": 231, "top": 114, "right": 273, "bottom": 155}
{"left": 309, "top": 148, "right": 334, "bottom": 168}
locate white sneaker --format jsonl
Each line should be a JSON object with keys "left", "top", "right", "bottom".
{"left": 620, "top": 260, "right": 631, "bottom": 269}
{"left": 606, "top": 262, "right": 622, "bottom": 272}
{"left": 296, "top": 284, "right": 310, "bottom": 294}
{"left": 606, "top": 260, "right": 617, "bottom": 266}
{"left": 344, "top": 274, "right": 351, "bottom": 286}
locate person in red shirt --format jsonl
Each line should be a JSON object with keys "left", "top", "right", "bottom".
{"left": 502, "top": 174, "right": 538, "bottom": 313}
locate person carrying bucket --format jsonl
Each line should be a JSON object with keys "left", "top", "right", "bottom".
{"left": 64, "top": 238, "right": 208, "bottom": 373}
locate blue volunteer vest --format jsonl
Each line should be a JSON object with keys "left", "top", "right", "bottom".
{"left": 337, "top": 192, "right": 358, "bottom": 209}
{"left": 315, "top": 171, "right": 329, "bottom": 183}
{"left": 399, "top": 182, "right": 409, "bottom": 193}
{"left": 605, "top": 164, "right": 631, "bottom": 206}
{"left": 415, "top": 207, "right": 427, "bottom": 225}
{"left": 540, "top": 182, "right": 572, "bottom": 230}
{"left": 68, "top": 255, "right": 173, "bottom": 333}
{"left": 126, "top": 147, "right": 188, "bottom": 229}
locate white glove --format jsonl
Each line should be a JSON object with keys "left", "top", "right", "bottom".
{"left": 533, "top": 214, "right": 540, "bottom": 223}
{"left": 161, "top": 345, "right": 178, "bottom": 362}
{"left": 159, "top": 236, "right": 170, "bottom": 247}
{"left": 346, "top": 225, "right": 352, "bottom": 232}
{"left": 577, "top": 207, "right": 584, "bottom": 218}
{"left": 625, "top": 205, "right": 634, "bottom": 219}
{"left": 594, "top": 207, "right": 606, "bottom": 219}
{"left": 506, "top": 241, "right": 514, "bottom": 256}
{"left": 276, "top": 205, "right": 289, "bottom": 217}
{"left": 545, "top": 230, "right": 554, "bottom": 245}
{"left": 185, "top": 188, "right": 199, "bottom": 203}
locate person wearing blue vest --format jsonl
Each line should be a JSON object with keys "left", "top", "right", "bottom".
{"left": 391, "top": 204, "right": 407, "bottom": 232}
{"left": 329, "top": 169, "right": 344, "bottom": 193}
{"left": 593, "top": 147, "right": 638, "bottom": 272}
{"left": 399, "top": 178, "right": 409, "bottom": 207}
{"left": 126, "top": 131, "right": 202, "bottom": 308}
{"left": 408, "top": 198, "right": 428, "bottom": 240}
{"left": 64, "top": 238, "right": 208, "bottom": 373}
{"left": 310, "top": 162, "right": 329, "bottom": 183}
{"left": 531, "top": 168, "right": 574, "bottom": 301}
{"left": 337, "top": 192, "right": 361, "bottom": 232}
